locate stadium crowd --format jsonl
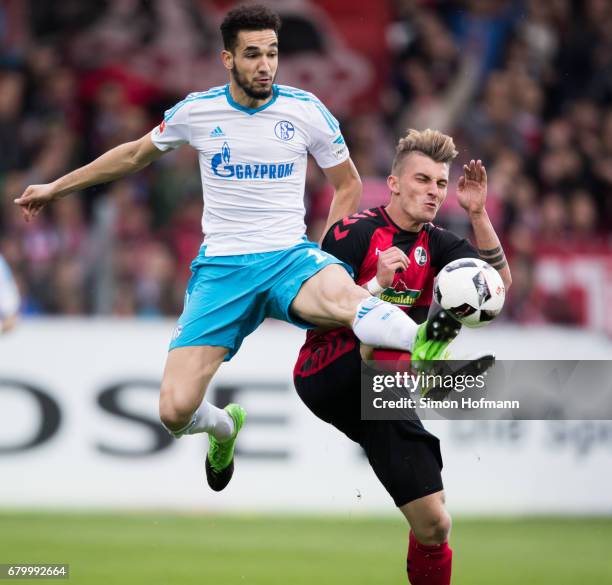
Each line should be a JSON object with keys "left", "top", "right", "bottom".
{"left": 0, "top": 0, "right": 610, "bottom": 323}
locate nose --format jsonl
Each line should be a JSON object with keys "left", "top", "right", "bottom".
{"left": 258, "top": 58, "right": 272, "bottom": 74}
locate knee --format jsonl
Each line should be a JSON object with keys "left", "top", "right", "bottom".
{"left": 321, "top": 280, "right": 368, "bottom": 323}
{"left": 412, "top": 510, "right": 451, "bottom": 545}
{"left": 159, "top": 382, "right": 195, "bottom": 431}
{"left": 159, "top": 346, "right": 226, "bottom": 431}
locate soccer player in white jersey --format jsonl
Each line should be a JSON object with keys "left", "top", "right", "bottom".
{"left": 0, "top": 254, "right": 20, "bottom": 334}
{"left": 14, "top": 4, "right": 460, "bottom": 490}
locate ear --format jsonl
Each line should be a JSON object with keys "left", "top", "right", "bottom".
{"left": 387, "top": 174, "right": 400, "bottom": 196}
{"left": 221, "top": 49, "right": 234, "bottom": 71}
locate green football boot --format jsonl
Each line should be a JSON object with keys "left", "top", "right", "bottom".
{"left": 411, "top": 308, "right": 462, "bottom": 397}
{"left": 205, "top": 403, "right": 246, "bottom": 492}
{"left": 412, "top": 307, "right": 462, "bottom": 362}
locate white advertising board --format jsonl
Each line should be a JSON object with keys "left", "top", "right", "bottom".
{"left": 1, "top": 319, "right": 611, "bottom": 514}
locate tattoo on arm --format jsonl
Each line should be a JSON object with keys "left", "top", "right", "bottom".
{"left": 489, "top": 258, "right": 508, "bottom": 270}
{"left": 480, "top": 251, "right": 505, "bottom": 264}
{"left": 478, "top": 246, "right": 507, "bottom": 270}
{"left": 478, "top": 246, "right": 502, "bottom": 257}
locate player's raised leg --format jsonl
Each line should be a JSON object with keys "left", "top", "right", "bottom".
{"left": 159, "top": 345, "right": 229, "bottom": 433}
{"left": 401, "top": 491, "right": 453, "bottom": 585}
{"left": 290, "top": 264, "right": 459, "bottom": 358}
{"left": 290, "top": 263, "right": 368, "bottom": 327}
{"left": 159, "top": 345, "right": 246, "bottom": 491}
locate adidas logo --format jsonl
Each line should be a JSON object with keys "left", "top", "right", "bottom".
{"left": 210, "top": 126, "right": 225, "bottom": 137}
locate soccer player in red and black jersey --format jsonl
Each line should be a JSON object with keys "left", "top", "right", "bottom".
{"left": 294, "top": 129, "right": 511, "bottom": 585}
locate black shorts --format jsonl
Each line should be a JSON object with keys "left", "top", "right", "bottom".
{"left": 294, "top": 348, "right": 443, "bottom": 507}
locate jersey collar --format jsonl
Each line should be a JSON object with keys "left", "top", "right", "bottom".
{"left": 379, "top": 206, "right": 401, "bottom": 233}
{"left": 380, "top": 205, "right": 430, "bottom": 234}
{"left": 224, "top": 84, "right": 279, "bottom": 115}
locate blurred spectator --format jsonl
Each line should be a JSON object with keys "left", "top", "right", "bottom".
{"left": 0, "top": 253, "right": 20, "bottom": 333}
{"left": 0, "top": 0, "right": 610, "bottom": 330}
{"left": 0, "top": 71, "right": 26, "bottom": 173}
{"left": 538, "top": 193, "right": 568, "bottom": 246}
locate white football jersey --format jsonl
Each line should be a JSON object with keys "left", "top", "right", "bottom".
{"left": 151, "top": 84, "right": 349, "bottom": 256}
{"left": 0, "top": 255, "right": 19, "bottom": 319}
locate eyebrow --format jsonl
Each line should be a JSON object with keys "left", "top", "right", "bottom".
{"left": 243, "top": 43, "right": 278, "bottom": 51}
{"left": 415, "top": 173, "right": 448, "bottom": 183}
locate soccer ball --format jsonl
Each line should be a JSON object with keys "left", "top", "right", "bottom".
{"left": 433, "top": 258, "right": 505, "bottom": 328}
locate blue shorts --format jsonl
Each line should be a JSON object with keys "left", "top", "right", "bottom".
{"left": 169, "top": 239, "right": 351, "bottom": 360}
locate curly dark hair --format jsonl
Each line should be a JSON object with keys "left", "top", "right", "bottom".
{"left": 220, "top": 4, "right": 281, "bottom": 53}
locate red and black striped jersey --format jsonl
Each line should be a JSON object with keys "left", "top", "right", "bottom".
{"left": 294, "top": 206, "right": 478, "bottom": 377}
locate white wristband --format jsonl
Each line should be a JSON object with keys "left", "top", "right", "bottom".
{"left": 366, "top": 276, "right": 384, "bottom": 296}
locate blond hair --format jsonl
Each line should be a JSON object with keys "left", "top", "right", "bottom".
{"left": 392, "top": 129, "right": 458, "bottom": 173}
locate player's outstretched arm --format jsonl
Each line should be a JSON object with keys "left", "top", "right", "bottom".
{"left": 13, "top": 133, "right": 164, "bottom": 222}
{"left": 456, "top": 159, "right": 512, "bottom": 290}
{"left": 319, "top": 158, "right": 362, "bottom": 244}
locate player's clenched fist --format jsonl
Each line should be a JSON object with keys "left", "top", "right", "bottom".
{"left": 13, "top": 183, "right": 58, "bottom": 222}
{"left": 376, "top": 246, "right": 410, "bottom": 288}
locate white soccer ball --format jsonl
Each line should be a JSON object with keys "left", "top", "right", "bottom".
{"left": 434, "top": 258, "right": 505, "bottom": 328}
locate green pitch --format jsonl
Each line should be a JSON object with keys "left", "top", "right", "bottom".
{"left": 1, "top": 512, "right": 611, "bottom": 584}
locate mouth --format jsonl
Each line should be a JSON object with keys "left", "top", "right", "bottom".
{"left": 255, "top": 78, "right": 271, "bottom": 84}
{"left": 425, "top": 202, "right": 437, "bottom": 210}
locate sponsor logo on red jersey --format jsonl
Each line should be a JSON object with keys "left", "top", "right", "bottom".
{"left": 380, "top": 287, "right": 422, "bottom": 307}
